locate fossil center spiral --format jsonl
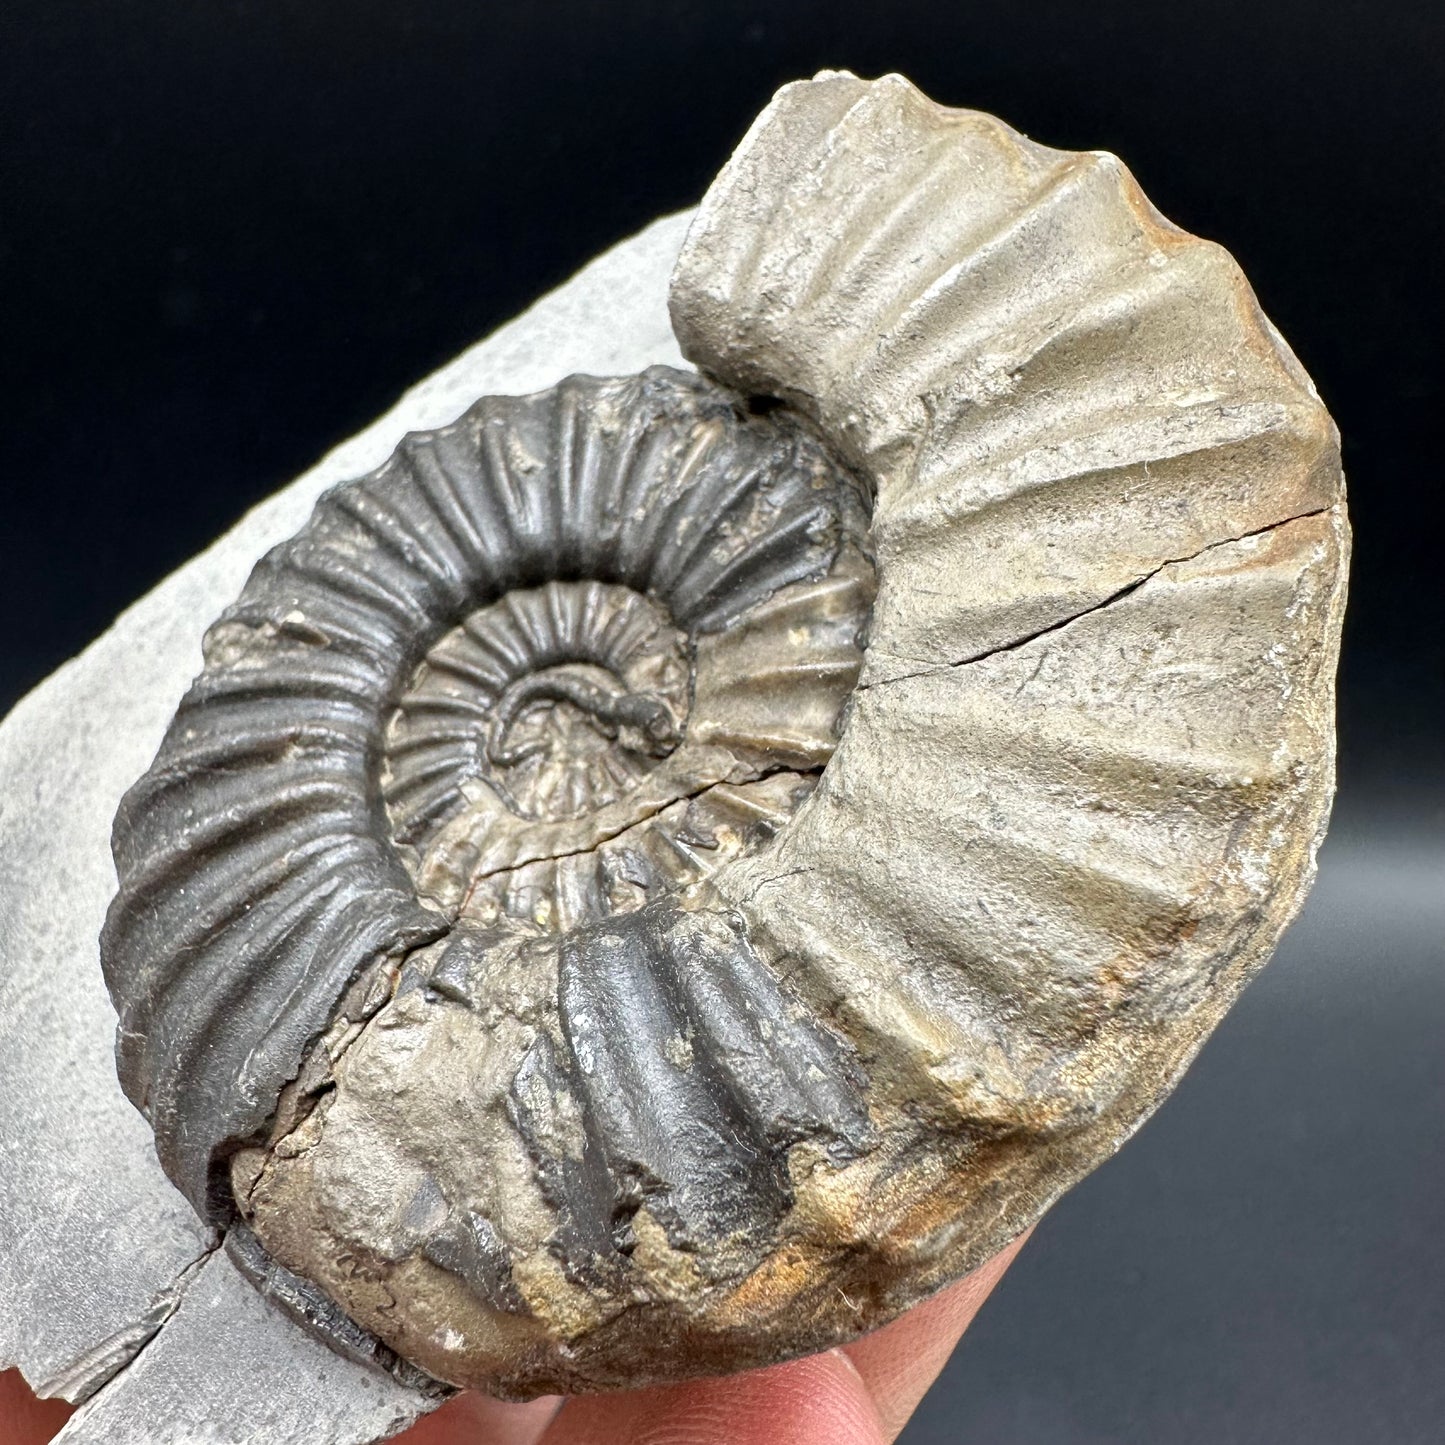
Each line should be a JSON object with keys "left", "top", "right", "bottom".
{"left": 385, "top": 581, "right": 692, "bottom": 832}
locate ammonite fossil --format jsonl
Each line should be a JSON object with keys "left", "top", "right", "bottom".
{"left": 101, "top": 73, "right": 1348, "bottom": 1397}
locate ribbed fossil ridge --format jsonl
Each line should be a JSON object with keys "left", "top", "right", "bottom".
{"left": 102, "top": 365, "right": 873, "bottom": 1222}
{"left": 101, "top": 71, "right": 1346, "bottom": 1399}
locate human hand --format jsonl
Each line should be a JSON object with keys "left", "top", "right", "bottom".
{"left": 1, "top": 1234, "right": 1023, "bottom": 1445}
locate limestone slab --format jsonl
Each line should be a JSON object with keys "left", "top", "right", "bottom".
{"left": 0, "top": 211, "right": 691, "bottom": 1433}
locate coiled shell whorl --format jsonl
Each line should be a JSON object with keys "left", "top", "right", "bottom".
{"left": 102, "top": 365, "right": 874, "bottom": 1224}
{"left": 102, "top": 72, "right": 1347, "bottom": 1398}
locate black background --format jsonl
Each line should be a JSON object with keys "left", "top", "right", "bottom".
{"left": 2, "top": 4, "right": 1441, "bottom": 1442}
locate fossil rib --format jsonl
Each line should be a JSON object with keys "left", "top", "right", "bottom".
{"left": 100, "top": 72, "right": 1347, "bottom": 1397}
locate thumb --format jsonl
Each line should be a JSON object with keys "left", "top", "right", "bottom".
{"left": 533, "top": 1235, "right": 1026, "bottom": 1445}
{"left": 536, "top": 1349, "right": 886, "bottom": 1445}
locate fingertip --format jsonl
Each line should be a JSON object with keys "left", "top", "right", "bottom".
{"left": 842, "top": 1232, "right": 1031, "bottom": 1441}
{"left": 0, "top": 1369, "right": 74, "bottom": 1445}
{"left": 389, "top": 1389, "right": 560, "bottom": 1445}
{"left": 538, "top": 1349, "right": 885, "bottom": 1445}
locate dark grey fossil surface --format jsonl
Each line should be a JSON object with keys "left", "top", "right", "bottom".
{"left": 102, "top": 364, "right": 871, "bottom": 1229}
{"left": 100, "top": 361, "right": 878, "bottom": 1393}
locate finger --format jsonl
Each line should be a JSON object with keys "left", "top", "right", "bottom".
{"left": 0, "top": 1241, "right": 1022, "bottom": 1445}
{"left": 0, "top": 1369, "right": 74, "bottom": 1445}
{"left": 536, "top": 1349, "right": 885, "bottom": 1445}
{"left": 390, "top": 1390, "right": 560, "bottom": 1445}
{"left": 842, "top": 1231, "right": 1030, "bottom": 1442}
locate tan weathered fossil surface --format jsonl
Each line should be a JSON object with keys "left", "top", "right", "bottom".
{"left": 221, "top": 73, "right": 1348, "bottom": 1396}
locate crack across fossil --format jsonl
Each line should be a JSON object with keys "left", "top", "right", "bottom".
{"left": 448, "top": 762, "right": 813, "bottom": 910}
{"left": 858, "top": 506, "right": 1334, "bottom": 692}
{"left": 256, "top": 511, "right": 1335, "bottom": 1195}
{"left": 250, "top": 761, "right": 825, "bottom": 1200}
{"left": 245, "top": 504, "right": 1336, "bottom": 1277}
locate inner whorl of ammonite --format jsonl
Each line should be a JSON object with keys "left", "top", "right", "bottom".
{"left": 382, "top": 577, "right": 834, "bottom": 938}
{"left": 384, "top": 582, "right": 692, "bottom": 832}
{"left": 380, "top": 557, "right": 875, "bottom": 935}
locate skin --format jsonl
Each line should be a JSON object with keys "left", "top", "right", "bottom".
{"left": 0, "top": 1234, "right": 1024, "bottom": 1445}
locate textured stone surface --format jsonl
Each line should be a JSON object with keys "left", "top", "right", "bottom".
{"left": 4, "top": 66, "right": 1348, "bottom": 1420}
{"left": 663, "top": 65, "right": 1347, "bottom": 1356}
{"left": 112, "top": 73, "right": 1346, "bottom": 1400}
{"left": 49, "top": 1249, "right": 426, "bottom": 1445}
{"left": 0, "top": 211, "right": 691, "bottom": 1434}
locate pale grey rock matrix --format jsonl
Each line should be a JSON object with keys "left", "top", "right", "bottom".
{"left": 0, "top": 210, "right": 692, "bottom": 1443}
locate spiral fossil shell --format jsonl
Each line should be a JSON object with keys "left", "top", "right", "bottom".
{"left": 101, "top": 73, "right": 1347, "bottom": 1396}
